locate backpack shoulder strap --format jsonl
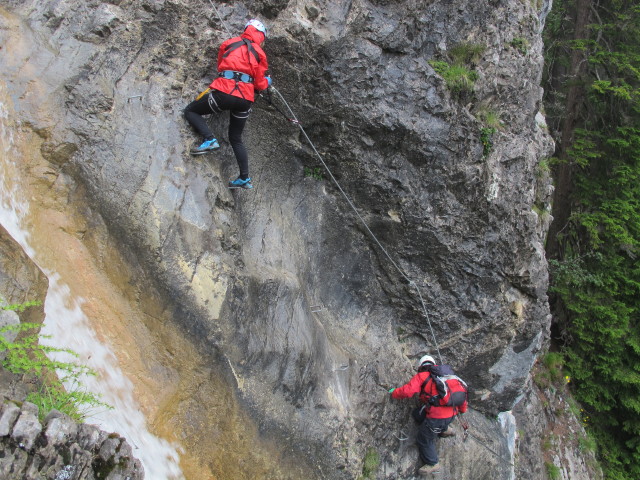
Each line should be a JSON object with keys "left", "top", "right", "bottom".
{"left": 222, "top": 38, "right": 261, "bottom": 64}
{"left": 243, "top": 38, "right": 261, "bottom": 63}
{"left": 419, "top": 374, "right": 434, "bottom": 400}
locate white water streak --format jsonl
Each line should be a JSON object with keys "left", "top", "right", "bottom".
{"left": 0, "top": 84, "right": 184, "bottom": 479}
{"left": 40, "top": 276, "right": 185, "bottom": 480}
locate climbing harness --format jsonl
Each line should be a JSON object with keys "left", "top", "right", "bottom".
{"left": 218, "top": 70, "right": 254, "bottom": 83}
{"left": 220, "top": 37, "right": 260, "bottom": 100}
{"left": 218, "top": 69, "right": 254, "bottom": 99}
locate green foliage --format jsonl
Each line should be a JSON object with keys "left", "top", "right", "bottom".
{"left": 533, "top": 352, "right": 568, "bottom": 391}
{"left": 532, "top": 203, "right": 551, "bottom": 221}
{"left": 546, "top": 462, "right": 561, "bottom": 480}
{"left": 449, "top": 42, "right": 486, "bottom": 65}
{"left": 536, "top": 158, "right": 552, "bottom": 177}
{"left": 579, "top": 433, "right": 597, "bottom": 453}
{"left": 1, "top": 300, "right": 42, "bottom": 312}
{"left": 429, "top": 42, "right": 484, "bottom": 98}
{"left": 543, "top": 352, "right": 565, "bottom": 380}
{"left": 28, "top": 377, "right": 110, "bottom": 423}
{"left": 1, "top": 322, "right": 80, "bottom": 377}
{"left": 303, "top": 166, "right": 323, "bottom": 180}
{"left": 361, "top": 448, "right": 380, "bottom": 479}
{"left": 430, "top": 60, "right": 479, "bottom": 94}
{"left": 0, "top": 319, "right": 110, "bottom": 422}
{"left": 480, "top": 127, "right": 496, "bottom": 156}
{"left": 543, "top": 1, "right": 640, "bottom": 477}
{"left": 509, "top": 37, "right": 530, "bottom": 55}
{"left": 567, "top": 395, "right": 582, "bottom": 418}
{"left": 476, "top": 107, "right": 503, "bottom": 129}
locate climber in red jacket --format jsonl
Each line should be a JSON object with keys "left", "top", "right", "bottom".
{"left": 390, "top": 354, "right": 468, "bottom": 476}
{"left": 184, "top": 19, "right": 271, "bottom": 189}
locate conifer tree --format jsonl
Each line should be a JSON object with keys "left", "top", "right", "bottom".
{"left": 544, "top": 1, "right": 640, "bottom": 478}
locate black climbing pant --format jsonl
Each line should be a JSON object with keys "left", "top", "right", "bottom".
{"left": 416, "top": 416, "right": 455, "bottom": 466}
{"left": 184, "top": 90, "right": 253, "bottom": 178}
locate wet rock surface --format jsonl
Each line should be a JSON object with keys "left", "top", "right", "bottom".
{"left": 0, "top": 0, "right": 574, "bottom": 478}
{"left": 0, "top": 226, "right": 144, "bottom": 479}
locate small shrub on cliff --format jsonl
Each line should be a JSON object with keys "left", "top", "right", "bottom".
{"left": 579, "top": 433, "right": 597, "bottom": 453}
{"left": 545, "top": 461, "right": 561, "bottom": 480}
{"left": 430, "top": 60, "right": 478, "bottom": 94}
{"left": 0, "top": 308, "right": 110, "bottom": 422}
{"left": 480, "top": 127, "right": 496, "bottom": 156}
{"left": 359, "top": 447, "right": 380, "bottom": 479}
{"left": 1, "top": 299, "right": 42, "bottom": 312}
{"left": 542, "top": 352, "right": 564, "bottom": 380}
{"left": 476, "top": 107, "right": 502, "bottom": 130}
{"left": 449, "top": 42, "right": 486, "bottom": 65}
{"left": 304, "top": 166, "right": 323, "bottom": 180}
{"left": 509, "top": 37, "right": 530, "bottom": 55}
{"left": 430, "top": 42, "right": 485, "bottom": 99}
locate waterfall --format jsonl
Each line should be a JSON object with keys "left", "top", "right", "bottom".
{"left": 0, "top": 82, "right": 185, "bottom": 480}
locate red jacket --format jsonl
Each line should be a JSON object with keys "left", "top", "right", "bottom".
{"left": 392, "top": 371, "right": 468, "bottom": 419}
{"left": 209, "top": 26, "right": 269, "bottom": 102}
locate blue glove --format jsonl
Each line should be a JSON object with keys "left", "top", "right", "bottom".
{"left": 389, "top": 388, "right": 395, "bottom": 394}
{"left": 266, "top": 75, "right": 272, "bottom": 87}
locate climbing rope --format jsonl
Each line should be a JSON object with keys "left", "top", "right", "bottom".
{"left": 269, "top": 86, "right": 443, "bottom": 364}
{"left": 204, "top": 0, "right": 443, "bottom": 364}
{"left": 207, "top": 0, "right": 233, "bottom": 38}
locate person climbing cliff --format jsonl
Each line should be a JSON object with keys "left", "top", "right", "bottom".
{"left": 389, "top": 354, "right": 468, "bottom": 476}
{"left": 184, "top": 19, "right": 271, "bottom": 189}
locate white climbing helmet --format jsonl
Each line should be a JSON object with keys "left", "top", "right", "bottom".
{"left": 417, "top": 354, "right": 436, "bottom": 368}
{"left": 245, "top": 19, "right": 267, "bottom": 38}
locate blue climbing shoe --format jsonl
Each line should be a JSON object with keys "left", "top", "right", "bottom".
{"left": 228, "top": 177, "right": 253, "bottom": 189}
{"left": 190, "top": 138, "right": 220, "bottom": 155}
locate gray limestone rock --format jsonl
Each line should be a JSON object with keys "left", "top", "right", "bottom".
{"left": 77, "top": 423, "right": 104, "bottom": 450}
{"left": 11, "top": 408, "right": 42, "bottom": 451}
{"left": 0, "top": 401, "right": 143, "bottom": 479}
{"left": 0, "top": 401, "right": 21, "bottom": 436}
{"left": 98, "top": 436, "right": 120, "bottom": 462}
{"left": 0, "top": 0, "right": 577, "bottom": 478}
{"left": 44, "top": 410, "right": 79, "bottom": 446}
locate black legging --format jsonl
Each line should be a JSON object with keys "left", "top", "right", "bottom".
{"left": 184, "top": 90, "right": 253, "bottom": 178}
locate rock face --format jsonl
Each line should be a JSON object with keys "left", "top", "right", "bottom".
{"left": 0, "top": 401, "right": 144, "bottom": 480}
{"left": 512, "top": 367, "right": 603, "bottom": 480}
{"left": 1, "top": 0, "right": 560, "bottom": 477}
{"left": 0, "top": 223, "right": 49, "bottom": 401}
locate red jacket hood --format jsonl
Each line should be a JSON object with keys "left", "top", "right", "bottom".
{"left": 242, "top": 27, "right": 265, "bottom": 45}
